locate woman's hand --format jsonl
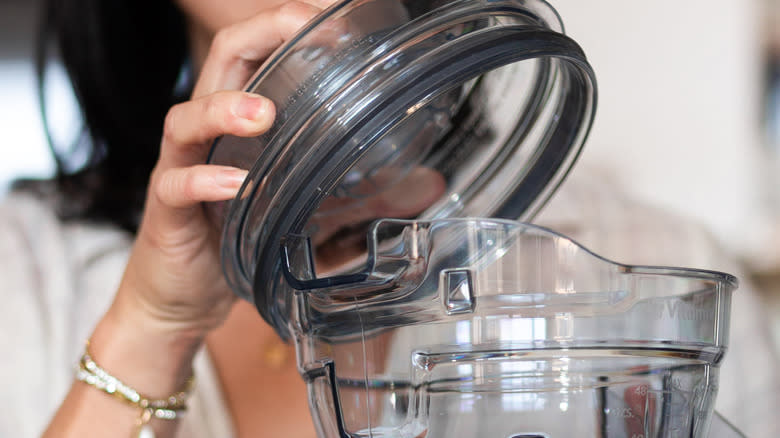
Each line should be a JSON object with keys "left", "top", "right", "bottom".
{"left": 114, "top": 0, "right": 446, "bottom": 341}
{"left": 113, "top": 1, "right": 336, "bottom": 342}
{"left": 45, "top": 4, "right": 339, "bottom": 437}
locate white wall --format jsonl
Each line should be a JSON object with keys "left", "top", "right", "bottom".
{"left": 551, "top": 0, "right": 774, "bottom": 260}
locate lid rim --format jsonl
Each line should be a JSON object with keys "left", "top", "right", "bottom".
{"left": 245, "top": 28, "right": 597, "bottom": 337}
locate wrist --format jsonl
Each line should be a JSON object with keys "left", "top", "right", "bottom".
{"left": 117, "top": 247, "right": 236, "bottom": 338}
{"left": 87, "top": 300, "right": 205, "bottom": 399}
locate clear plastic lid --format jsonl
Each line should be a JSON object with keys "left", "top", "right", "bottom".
{"left": 206, "top": 0, "right": 597, "bottom": 331}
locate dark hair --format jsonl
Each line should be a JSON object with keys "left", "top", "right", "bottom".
{"left": 33, "top": 0, "right": 189, "bottom": 233}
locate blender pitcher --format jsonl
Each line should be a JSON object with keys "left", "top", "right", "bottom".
{"left": 285, "top": 218, "right": 737, "bottom": 437}
{"left": 204, "top": 0, "right": 740, "bottom": 436}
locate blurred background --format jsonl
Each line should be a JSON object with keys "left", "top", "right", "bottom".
{"left": 1, "top": 0, "right": 779, "bottom": 406}
{"left": 551, "top": 0, "right": 779, "bottom": 268}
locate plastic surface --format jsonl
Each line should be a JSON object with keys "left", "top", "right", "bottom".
{"left": 205, "top": 0, "right": 597, "bottom": 329}
{"left": 291, "top": 218, "right": 737, "bottom": 437}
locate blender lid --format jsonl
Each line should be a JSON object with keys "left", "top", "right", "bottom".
{"left": 206, "top": 0, "right": 597, "bottom": 332}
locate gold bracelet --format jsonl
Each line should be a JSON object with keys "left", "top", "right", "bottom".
{"left": 74, "top": 341, "right": 195, "bottom": 438}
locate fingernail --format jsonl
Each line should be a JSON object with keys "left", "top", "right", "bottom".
{"left": 235, "top": 94, "right": 268, "bottom": 120}
{"left": 216, "top": 168, "right": 249, "bottom": 188}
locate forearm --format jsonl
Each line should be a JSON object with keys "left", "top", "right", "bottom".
{"left": 43, "top": 297, "right": 205, "bottom": 438}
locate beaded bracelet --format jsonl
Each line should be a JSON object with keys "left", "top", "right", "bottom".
{"left": 75, "top": 341, "right": 195, "bottom": 438}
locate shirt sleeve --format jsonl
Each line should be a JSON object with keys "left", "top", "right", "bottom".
{"left": 0, "top": 193, "right": 130, "bottom": 437}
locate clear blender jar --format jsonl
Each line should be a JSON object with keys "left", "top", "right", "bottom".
{"left": 286, "top": 218, "right": 737, "bottom": 437}
{"left": 205, "top": 0, "right": 740, "bottom": 436}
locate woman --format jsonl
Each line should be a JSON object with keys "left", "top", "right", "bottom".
{"left": 9, "top": 0, "right": 419, "bottom": 436}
